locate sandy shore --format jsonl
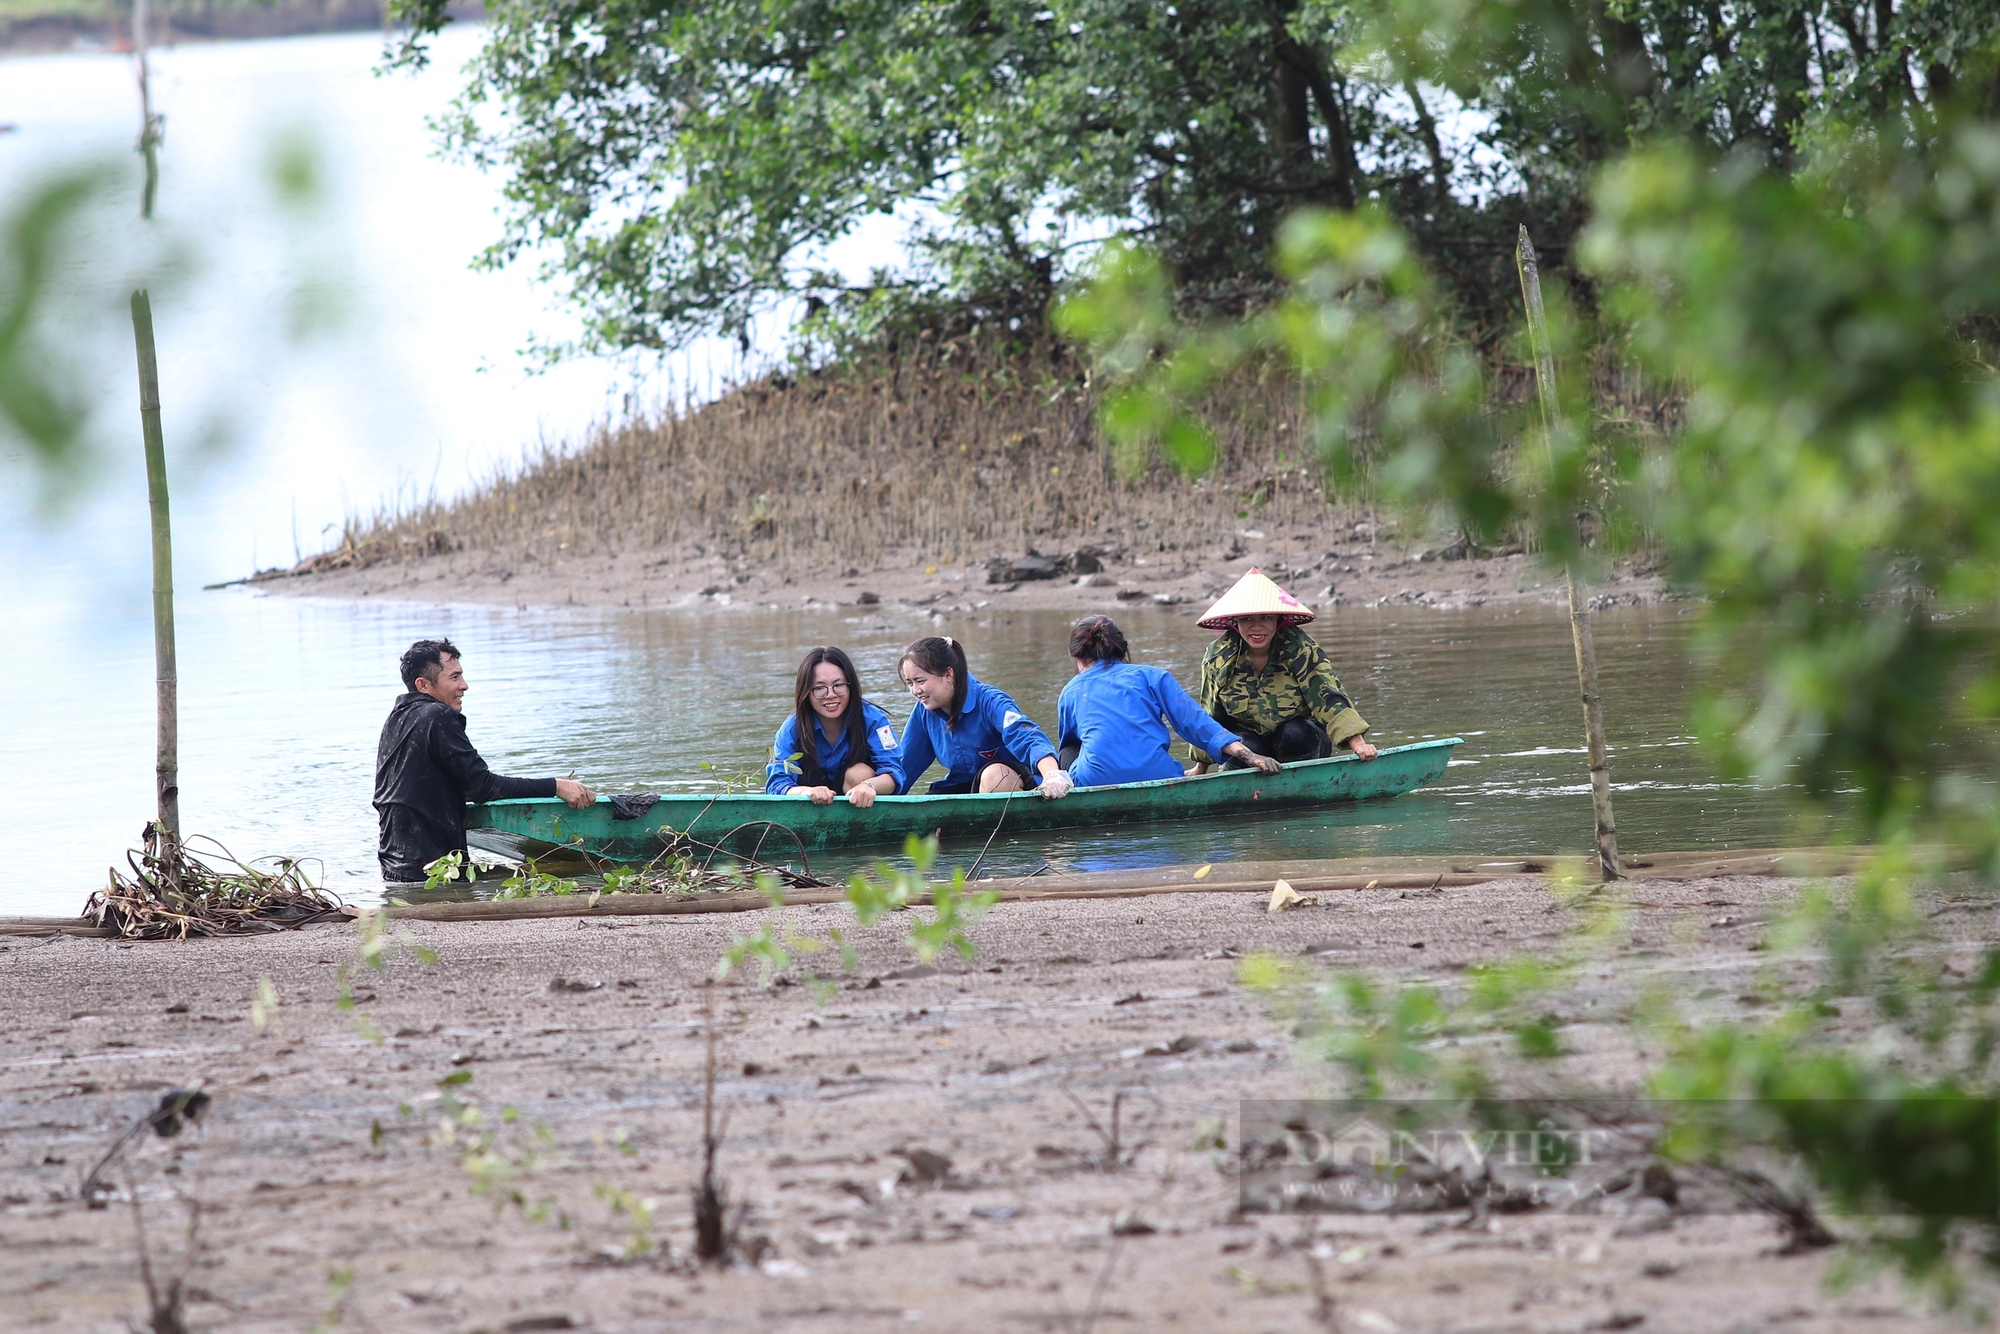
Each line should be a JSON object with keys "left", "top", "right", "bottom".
{"left": 2, "top": 874, "right": 1973, "bottom": 1333}
{"left": 251, "top": 529, "right": 1670, "bottom": 616}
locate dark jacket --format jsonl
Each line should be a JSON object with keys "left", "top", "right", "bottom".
{"left": 374, "top": 693, "right": 555, "bottom": 882}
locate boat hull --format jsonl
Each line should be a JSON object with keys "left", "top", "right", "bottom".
{"left": 465, "top": 737, "right": 1462, "bottom": 864}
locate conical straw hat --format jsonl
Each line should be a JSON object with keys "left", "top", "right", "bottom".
{"left": 1197, "top": 567, "right": 1316, "bottom": 630}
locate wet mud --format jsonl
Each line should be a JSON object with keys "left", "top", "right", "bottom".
{"left": 1, "top": 876, "right": 1976, "bottom": 1332}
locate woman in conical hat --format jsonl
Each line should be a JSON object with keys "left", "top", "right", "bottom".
{"left": 1186, "top": 568, "right": 1378, "bottom": 771}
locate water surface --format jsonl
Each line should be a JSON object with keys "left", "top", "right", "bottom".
{"left": 0, "top": 590, "right": 1815, "bottom": 917}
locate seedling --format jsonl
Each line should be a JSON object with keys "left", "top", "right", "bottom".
{"left": 413, "top": 1070, "right": 559, "bottom": 1222}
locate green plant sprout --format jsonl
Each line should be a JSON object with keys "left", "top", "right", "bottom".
{"left": 306, "top": 1266, "right": 354, "bottom": 1334}
{"left": 336, "top": 907, "right": 439, "bottom": 1043}
{"left": 421, "top": 851, "right": 475, "bottom": 889}
{"left": 714, "top": 836, "right": 1001, "bottom": 988}
{"left": 248, "top": 976, "right": 283, "bottom": 1039}
{"left": 695, "top": 762, "right": 762, "bottom": 794}
{"left": 591, "top": 1182, "right": 657, "bottom": 1260}
{"left": 495, "top": 857, "right": 582, "bottom": 900}
{"left": 410, "top": 1070, "right": 560, "bottom": 1223}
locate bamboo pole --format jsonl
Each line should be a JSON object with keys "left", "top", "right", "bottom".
{"left": 1516, "top": 227, "right": 1619, "bottom": 881}
{"left": 133, "top": 0, "right": 162, "bottom": 219}
{"left": 132, "top": 290, "right": 179, "bottom": 845}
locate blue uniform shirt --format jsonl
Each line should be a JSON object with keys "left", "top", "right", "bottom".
{"left": 765, "top": 700, "right": 902, "bottom": 794}
{"left": 1057, "top": 660, "right": 1240, "bottom": 788}
{"left": 896, "top": 674, "right": 1056, "bottom": 792}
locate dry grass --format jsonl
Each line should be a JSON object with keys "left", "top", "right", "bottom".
{"left": 85, "top": 823, "right": 346, "bottom": 940}
{"left": 327, "top": 334, "right": 1679, "bottom": 577}
{"left": 336, "top": 336, "right": 1333, "bottom": 574}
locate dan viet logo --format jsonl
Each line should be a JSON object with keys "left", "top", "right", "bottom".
{"left": 1239, "top": 1101, "right": 1625, "bottom": 1215}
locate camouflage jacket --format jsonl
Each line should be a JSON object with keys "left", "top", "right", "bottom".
{"left": 1191, "top": 626, "right": 1368, "bottom": 763}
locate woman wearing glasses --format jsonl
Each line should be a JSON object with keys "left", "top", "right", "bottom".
{"left": 765, "top": 646, "right": 903, "bottom": 807}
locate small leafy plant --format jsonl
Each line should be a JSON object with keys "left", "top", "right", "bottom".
{"left": 494, "top": 858, "right": 582, "bottom": 900}
{"left": 408, "top": 1070, "right": 559, "bottom": 1222}
{"left": 336, "top": 907, "right": 439, "bottom": 1043}
{"left": 715, "top": 835, "right": 1000, "bottom": 987}
{"left": 422, "top": 851, "right": 475, "bottom": 890}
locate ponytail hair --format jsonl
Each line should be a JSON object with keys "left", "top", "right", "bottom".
{"left": 791, "top": 646, "right": 869, "bottom": 786}
{"left": 1068, "top": 615, "right": 1128, "bottom": 664}
{"left": 900, "top": 635, "right": 970, "bottom": 726}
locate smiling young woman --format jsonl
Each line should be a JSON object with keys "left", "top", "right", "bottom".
{"left": 1188, "top": 569, "right": 1379, "bottom": 772}
{"left": 895, "top": 636, "right": 1070, "bottom": 797}
{"left": 765, "top": 646, "right": 902, "bottom": 807}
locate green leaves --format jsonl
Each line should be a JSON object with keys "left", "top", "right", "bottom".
{"left": 495, "top": 858, "right": 582, "bottom": 900}
{"left": 1583, "top": 129, "right": 2000, "bottom": 845}
{"left": 0, "top": 167, "right": 115, "bottom": 469}
{"left": 843, "top": 834, "right": 999, "bottom": 962}
{"left": 389, "top": 0, "right": 2000, "bottom": 360}
{"left": 422, "top": 851, "right": 474, "bottom": 890}
{"left": 716, "top": 835, "right": 998, "bottom": 985}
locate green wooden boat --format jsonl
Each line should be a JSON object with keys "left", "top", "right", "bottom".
{"left": 464, "top": 737, "right": 1462, "bottom": 865}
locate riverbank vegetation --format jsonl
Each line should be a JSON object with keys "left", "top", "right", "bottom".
{"left": 327, "top": 331, "right": 1674, "bottom": 579}
{"left": 332, "top": 0, "right": 1994, "bottom": 581}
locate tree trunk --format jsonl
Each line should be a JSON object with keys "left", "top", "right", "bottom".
{"left": 131, "top": 290, "right": 179, "bottom": 846}
{"left": 1274, "top": 30, "right": 1357, "bottom": 210}
{"left": 1272, "top": 34, "right": 1314, "bottom": 173}
{"left": 1515, "top": 228, "right": 1618, "bottom": 882}
{"left": 1401, "top": 76, "right": 1451, "bottom": 206}
{"left": 1772, "top": 5, "right": 1812, "bottom": 164}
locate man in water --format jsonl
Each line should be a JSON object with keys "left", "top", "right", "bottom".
{"left": 374, "top": 638, "right": 594, "bottom": 884}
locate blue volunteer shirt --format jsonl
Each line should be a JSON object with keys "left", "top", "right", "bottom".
{"left": 1057, "top": 660, "right": 1240, "bottom": 788}
{"left": 764, "top": 700, "right": 903, "bottom": 794}
{"left": 897, "top": 674, "right": 1056, "bottom": 791}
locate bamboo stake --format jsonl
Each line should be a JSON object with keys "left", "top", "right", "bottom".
{"left": 133, "top": 0, "right": 162, "bottom": 219}
{"left": 132, "top": 290, "right": 179, "bottom": 845}
{"left": 1516, "top": 227, "right": 1619, "bottom": 881}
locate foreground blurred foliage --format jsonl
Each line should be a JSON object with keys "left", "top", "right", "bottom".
{"left": 1067, "top": 112, "right": 2000, "bottom": 850}
{"left": 1062, "top": 25, "right": 2000, "bottom": 1307}
{"left": 0, "top": 167, "right": 115, "bottom": 474}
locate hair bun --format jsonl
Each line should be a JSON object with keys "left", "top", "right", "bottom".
{"left": 1068, "top": 615, "right": 1129, "bottom": 663}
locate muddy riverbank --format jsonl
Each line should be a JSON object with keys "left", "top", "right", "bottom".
{"left": 258, "top": 532, "right": 1670, "bottom": 617}
{"left": 1, "top": 874, "right": 1970, "bottom": 1332}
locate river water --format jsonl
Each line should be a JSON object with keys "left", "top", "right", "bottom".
{"left": 0, "top": 586, "right": 1816, "bottom": 918}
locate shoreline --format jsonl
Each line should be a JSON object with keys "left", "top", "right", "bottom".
{"left": 247, "top": 531, "right": 1673, "bottom": 616}
{"left": 5, "top": 847, "right": 1866, "bottom": 937}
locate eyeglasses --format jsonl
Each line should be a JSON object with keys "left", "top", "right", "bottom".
{"left": 809, "top": 682, "right": 851, "bottom": 699}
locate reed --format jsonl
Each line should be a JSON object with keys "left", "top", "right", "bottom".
{"left": 333, "top": 333, "right": 1678, "bottom": 576}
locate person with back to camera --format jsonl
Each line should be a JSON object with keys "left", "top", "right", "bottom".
{"left": 766, "top": 645, "right": 902, "bottom": 807}
{"left": 1056, "top": 615, "right": 1280, "bottom": 787}
{"left": 373, "top": 638, "right": 595, "bottom": 884}
{"left": 895, "top": 635, "right": 1072, "bottom": 797}
{"left": 1188, "top": 569, "right": 1380, "bottom": 773}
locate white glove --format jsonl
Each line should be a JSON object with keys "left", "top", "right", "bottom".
{"left": 1039, "top": 769, "right": 1074, "bottom": 799}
